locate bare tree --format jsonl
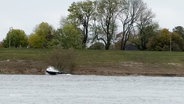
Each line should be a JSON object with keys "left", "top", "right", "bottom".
{"left": 136, "top": 7, "right": 156, "bottom": 50}
{"left": 68, "top": 0, "right": 96, "bottom": 48}
{"left": 90, "top": 0, "right": 155, "bottom": 50}
{"left": 118, "top": 0, "right": 146, "bottom": 50}
{"left": 94, "top": 0, "right": 122, "bottom": 50}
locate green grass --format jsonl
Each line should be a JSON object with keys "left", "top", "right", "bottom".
{"left": 75, "top": 50, "right": 184, "bottom": 65}
{"left": 1, "top": 48, "right": 184, "bottom": 65}
{"left": 0, "top": 48, "right": 51, "bottom": 61}
{"left": 1, "top": 48, "right": 184, "bottom": 75}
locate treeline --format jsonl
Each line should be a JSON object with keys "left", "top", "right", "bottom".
{"left": 1, "top": 0, "right": 184, "bottom": 51}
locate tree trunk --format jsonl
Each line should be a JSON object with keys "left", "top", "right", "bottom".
{"left": 105, "top": 41, "right": 111, "bottom": 50}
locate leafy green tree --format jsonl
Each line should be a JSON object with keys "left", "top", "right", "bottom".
{"left": 50, "top": 28, "right": 63, "bottom": 48}
{"left": 3, "top": 29, "right": 28, "bottom": 48}
{"left": 173, "top": 26, "right": 184, "bottom": 38}
{"left": 29, "top": 22, "right": 55, "bottom": 48}
{"left": 171, "top": 32, "right": 184, "bottom": 51}
{"left": 60, "top": 24, "right": 82, "bottom": 49}
{"left": 147, "top": 29, "right": 171, "bottom": 51}
{"left": 28, "top": 34, "right": 45, "bottom": 48}
{"left": 134, "top": 23, "right": 158, "bottom": 50}
{"left": 149, "top": 29, "right": 171, "bottom": 51}
{"left": 68, "top": 0, "right": 95, "bottom": 48}
{"left": 147, "top": 28, "right": 184, "bottom": 51}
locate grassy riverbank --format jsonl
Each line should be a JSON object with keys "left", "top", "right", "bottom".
{"left": 0, "top": 48, "right": 184, "bottom": 76}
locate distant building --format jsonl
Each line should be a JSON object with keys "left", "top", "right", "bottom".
{"left": 125, "top": 44, "right": 138, "bottom": 51}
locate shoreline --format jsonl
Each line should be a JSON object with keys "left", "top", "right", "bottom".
{"left": 71, "top": 68, "right": 184, "bottom": 77}
{"left": 1, "top": 60, "right": 184, "bottom": 77}
{"left": 1, "top": 72, "right": 184, "bottom": 77}
{"left": 0, "top": 60, "right": 184, "bottom": 77}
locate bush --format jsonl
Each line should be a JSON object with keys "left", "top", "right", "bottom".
{"left": 47, "top": 49, "right": 76, "bottom": 73}
{"left": 0, "top": 42, "right": 3, "bottom": 48}
{"left": 89, "top": 42, "right": 105, "bottom": 50}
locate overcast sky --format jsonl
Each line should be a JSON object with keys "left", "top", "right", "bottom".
{"left": 0, "top": 0, "right": 184, "bottom": 41}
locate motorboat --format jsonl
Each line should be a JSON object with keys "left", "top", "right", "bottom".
{"left": 45, "top": 66, "right": 61, "bottom": 75}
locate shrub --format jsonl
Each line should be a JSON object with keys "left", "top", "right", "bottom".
{"left": 89, "top": 42, "right": 105, "bottom": 50}
{"left": 47, "top": 49, "right": 76, "bottom": 73}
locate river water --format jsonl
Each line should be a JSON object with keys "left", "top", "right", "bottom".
{"left": 0, "top": 75, "right": 184, "bottom": 104}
